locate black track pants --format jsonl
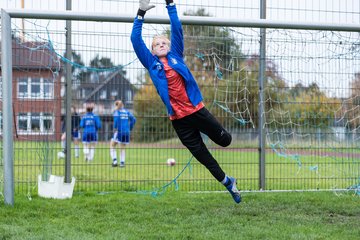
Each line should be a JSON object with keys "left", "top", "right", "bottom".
{"left": 171, "top": 107, "right": 232, "bottom": 182}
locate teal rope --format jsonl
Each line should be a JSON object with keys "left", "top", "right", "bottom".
{"left": 269, "top": 142, "right": 302, "bottom": 168}
{"left": 136, "top": 156, "right": 194, "bottom": 197}
{"left": 213, "top": 100, "right": 247, "bottom": 125}
{"left": 348, "top": 178, "right": 360, "bottom": 196}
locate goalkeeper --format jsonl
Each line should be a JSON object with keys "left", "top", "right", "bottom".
{"left": 131, "top": 0, "right": 241, "bottom": 203}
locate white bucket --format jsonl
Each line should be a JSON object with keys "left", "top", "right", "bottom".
{"left": 38, "top": 175, "right": 76, "bottom": 199}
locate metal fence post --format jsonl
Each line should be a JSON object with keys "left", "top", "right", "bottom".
{"left": 258, "top": 0, "right": 266, "bottom": 190}
{"left": 2, "top": 9, "right": 14, "bottom": 206}
{"left": 64, "top": 0, "right": 73, "bottom": 183}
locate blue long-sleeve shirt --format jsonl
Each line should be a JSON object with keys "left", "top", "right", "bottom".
{"left": 61, "top": 113, "right": 81, "bottom": 132}
{"left": 114, "top": 108, "right": 136, "bottom": 134}
{"left": 130, "top": 4, "right": 203, "bottom": 117}
{"left": 80, "top": 112, "right": 101, "bottom": 133}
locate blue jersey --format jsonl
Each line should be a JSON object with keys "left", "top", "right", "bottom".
{"left": 80, "top": 112, "right": 101, "bottom": 134}
{"left": 113, "top": 109, "right": 120, "bottom": 119}
{"left": 114, "top": 108, "right": 136, "bottom": 134}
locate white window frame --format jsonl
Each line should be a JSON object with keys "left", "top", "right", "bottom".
{"left": 17, "top": 77, "right": 54, "bottom": 99}
{"left": 100, "top": 89, "right": 107, "bottom": 100}
{"left": 0, "top": 111, "right": 2, "bottom": 134}
{"left": 126, "top": 89, "right": 132, "bottom": 103}
{"left": 0, "top": 76, "right": 2, "bottom": 99}
{"left": 111, "top": 89, "right": 118, "bottom": 97}
{"left": 17, "top": 112, "right": 55, "bottom": 135}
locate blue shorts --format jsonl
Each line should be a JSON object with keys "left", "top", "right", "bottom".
{"left": 82, "top": 132, "right": 97, "bottom": 143}
{"left": 113, "top": 131, "right": 130, "bottom": 144}
{"left": 72, "top": 130, "right": 80, "bottom": 140}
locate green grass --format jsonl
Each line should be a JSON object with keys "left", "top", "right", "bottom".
{"left": 0, "top": 191, "right": 359, "bottom": 239}
{"left": 9, "top": 140, "right": 360, "bottom": 194}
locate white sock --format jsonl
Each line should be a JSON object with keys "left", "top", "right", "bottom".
{"left": 120, "top": 149, "right": 125, "bottom": 163}
{"left": 110, "top": 148, "right": 117, "bottom": 161}
{"left": 61, "top": 140, "right": 65, "bottom": 151}
{"left": 75, "top": 145, "right": 79, "bottom": 157}
{"left": 90, "top": 147, "right": 95, "bottom": 161}
{"left": 83, "top": 147, "right": 89, "bottom": 155}
{"left": 221, "top": 176, "right": 229, "bottom": 185}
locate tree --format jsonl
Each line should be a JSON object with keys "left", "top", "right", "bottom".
{"left": 285, "top": 82, "right": 340, "bottom": 128}
{"left": 132, "top": 76, "right": 175, "bottom": 142}
{"left": 182, "top": 9, "right": 247, "bottom": 127}
{"left": 72, "top": 53, "right": 124, "bottom": 84}
{"left": 182, "top": 9, "right": 243, "bottom": 79}
{"left": 344, "top": 72, "right": 360, "bottom": 129}
{"left": 89, "top": 54, "right": 114, "bottom": 69}
{"left": 289, "top": 83, "right": 305, "bottom": 98}
{"left": 234, "top": 54, "right": 288, "bottom": 128}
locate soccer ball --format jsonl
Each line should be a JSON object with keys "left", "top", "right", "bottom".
{"left": 167, "top": 158, "right": 176, "bottom": 166}
{"left": 57, "top": 151, "right": 65, "bottom": 159}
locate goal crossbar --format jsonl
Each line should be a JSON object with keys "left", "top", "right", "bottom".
{"left": 3, "top": 8, "right": 360, "bottom": 32}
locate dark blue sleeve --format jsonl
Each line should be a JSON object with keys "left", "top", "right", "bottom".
{"left": 96, "top": 116, "right": 101, "bottom": 130}
{"left": 114, "top": 116, "right": 118, "bottom": 130}
{"left": 128, "top": 111, "right": 136, "bottom": 131}
{"left": 131, "top": 17, "right": 154, "bottom": 69}
{"left": 167, "top": 5, "right": 184, "bottom": 57}
{"left": 71, "top": 114, "right": 81, "bottom": 130}
{"left": 80, "top": 117, "right": 84, "bottom": 129}
{"left": 61, "top": 120, "right": 65, "bottom": 132}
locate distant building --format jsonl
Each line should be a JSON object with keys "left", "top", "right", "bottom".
{"left": 0, "top": 38, "right": 137, "bottom": 142}
{"left": 0, "top": 38, "right": 63, "bottom": 141}
{"left": 74, "top": 70, "right": 136, "bottom": 141}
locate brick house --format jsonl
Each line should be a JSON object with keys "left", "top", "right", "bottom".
{"left": 0, "top": 38, "right": 63, "bottom": 141}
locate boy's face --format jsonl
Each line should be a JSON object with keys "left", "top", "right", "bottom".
{"left": 152, "top": 37, "right": 170, "bottom": 57}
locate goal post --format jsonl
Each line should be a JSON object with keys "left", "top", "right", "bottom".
{"left": 2, "top": 9, "right": 14, "bottom": 206}
{"left": 2, "top": 9, "right": 360, "bottom": 205}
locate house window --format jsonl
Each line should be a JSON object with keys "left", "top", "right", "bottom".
{"left": 31, "top": 78, "right": 41, "bottom": 98}
{"left": 100, "top": 89, "right": 107, "bottom": 100}
{"left": 17, "top": 77, "right": 54, "bottom": 99}
{"left": 18, "top": 78, "right": 28, "bottom": 98}
{"left": 111, "top": 90, "right": 118, "bottom": 97}
{"left": 17, "top": 112, "right": 54, "bottom": 134}
{"left": 0, "top": 76, "right": 2, "bottom": 99}
{"left": 18, "top": 113, "right": 28, "bottom": 131}
{"left": 30, "top": 113, "right": 40, "bottom": 132}
{"left": 126, "top": 90, "right": 132, "bottom": 103}
{"left": 43, "top": 79, "right": 54, "bottom": 98}
{"left": 61, "top": 76, "right": 65, "bottom": 97}
{"left": 43, "top": 113, "right": 53, "bottom": 131}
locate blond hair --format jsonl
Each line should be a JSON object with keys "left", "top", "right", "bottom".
{"left": 151, "top": 35, "right": 170, "bottom": 51}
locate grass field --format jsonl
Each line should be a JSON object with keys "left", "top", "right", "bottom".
{"left": 0, "top": 191, "right": 359, "bottom": 239}
{"left": 10, "top": 140, "right": 360, "bottom": 195}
